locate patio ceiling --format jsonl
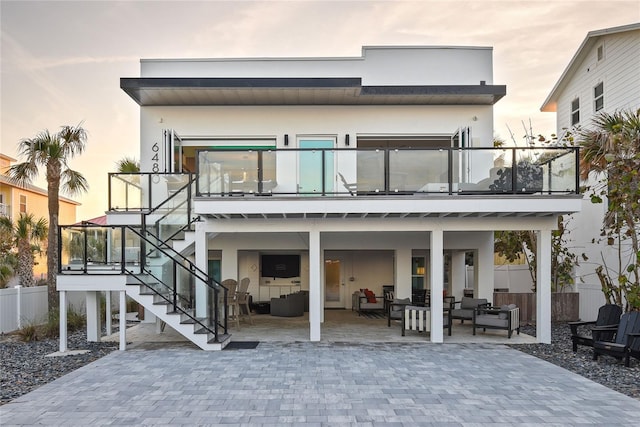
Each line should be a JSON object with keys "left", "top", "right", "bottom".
{"left": 120, "top": 77, "right": 506, "bottom": 106}
{"left": 193, "top": 194, "right": 582, "bottom": 220}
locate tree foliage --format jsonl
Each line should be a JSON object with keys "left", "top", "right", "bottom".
{"left": 115, "top": 157, "right": 140, "bottom": 173}
{"left": 579, "top": 108, "right": 640, "bottom": 311}
{"left": 494, "top": 124, "right": 579, "bottom": 293}
{"left": 5, "top": 124, "right": 88, "bottom": 304}
{"left": 0, "top": 214, "right": 48, "bottom": 287}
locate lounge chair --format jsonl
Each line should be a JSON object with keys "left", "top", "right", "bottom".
{"left": 387, "top": 297, "right": 411, "bottom": 327}
{"left": 592, "top": 311, "right": 640, "bottom": 367}
{"left": 338, "top": 172, "right": 357, "bottom": 195}
{"left": 568, "top": 304, "right": 622, "bottom": 352}
{"left": 472, "top": 304, "right": 520, "bottom": 338}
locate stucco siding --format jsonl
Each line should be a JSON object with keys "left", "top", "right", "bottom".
{"left": 139, "top": 104, "right": 493, "bottom": 171}
{"left": 140, "top": 46, "right": 494, "bottom": 86}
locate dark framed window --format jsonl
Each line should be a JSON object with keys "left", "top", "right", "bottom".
{"left": 19, "top": 195, "right": 27, "bottom": 213}
{"left": 594, "top": 82, "right": 604, "bottom": 112}
{"left": 571, "top": 98, "right": 580, "bottom": 126}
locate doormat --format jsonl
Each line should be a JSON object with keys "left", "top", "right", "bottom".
{"left": 224, "top": 341, "right": 260, "bottom": 350}
{"left": 359, "top": 311, "right": 386, "bottom": 319}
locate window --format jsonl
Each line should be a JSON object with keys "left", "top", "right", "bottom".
{"left": 594, "top": 82, "right": 604, "bottom": 112}
{"left": 597, "top": 44, "right": 604, "bottom": 61}
{"left": 19, "top": 195, "right": 27, "bottom": 213}
{"left": 571, "top": 98, "right": 580, "bottom": 126}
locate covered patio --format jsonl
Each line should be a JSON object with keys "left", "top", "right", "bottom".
{"left": 103, "top": 309, "right": 536, "bottom": 348}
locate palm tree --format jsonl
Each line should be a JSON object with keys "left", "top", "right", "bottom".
{"left": 115, "top": 157, "right": 140, "bottom": 173}
{"left": 0, "top": 214, "right": 48, "bottom": 287}
{"left": 578, "top": 108, "right": 640, "bottom": 310}
{"left": 0, "top": 217, "right": 17, "bottom": 288}
{"left": 6, "top": 124, "right": 88, "bottom": 304}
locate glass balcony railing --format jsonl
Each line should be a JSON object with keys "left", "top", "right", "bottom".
{"left": 193, "top": 147, "right": 579, "bottom": 197}
{"left": 107, "top": 148, "right": 579, "bottom": 207}
{"left": 108, "top": 173, "right": 193, "bottom": 211}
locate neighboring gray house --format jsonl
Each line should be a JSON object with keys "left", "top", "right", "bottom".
{"left": 542, "top": 22, "right": 640, "bottom": 320}
{"left": 57, "top": 46, "right": 581, "bottom": 350}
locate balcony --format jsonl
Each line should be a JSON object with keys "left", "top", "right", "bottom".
{"left": 107, "top": 147, "right": 580, "bottom": 220}
{"left": 110, "top": 147, "right": 579, "bottom": 209}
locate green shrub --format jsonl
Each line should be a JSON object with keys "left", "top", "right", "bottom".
{"left": 42, "top": 306, "right": 87, "bottom": 338}
{"left": 16, "top": 323, "right": 38, "bottom": 342}
{"left": 42, "top": 309, "right": 60, "bottom": 338}
{"left": 67, "top": 306, "right": 86, "bottom": 331}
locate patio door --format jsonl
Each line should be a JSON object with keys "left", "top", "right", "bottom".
{"left": 163, "top": 129, "right": 183, "bottom": 172}
{"left": 298, "top": 139, "right": 335, "bottom": 195}
{"left": 324, "top": 257, "right": 345, "bottom": 308}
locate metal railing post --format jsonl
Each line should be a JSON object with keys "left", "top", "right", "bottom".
{"left": 575, "top": 147, "right": 581, "bottom": 194}
{"left": 121, "top": 226, "right": 126, "bottom": 274}
{"left": 448, "top": 148, "right": 454, "bottom": 195}
{"left": 511, "top": 148, "right": 517, "bottom": 193}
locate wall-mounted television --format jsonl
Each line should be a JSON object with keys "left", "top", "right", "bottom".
{"left": 261, "top": 254, "right": 300, "bottom": 279}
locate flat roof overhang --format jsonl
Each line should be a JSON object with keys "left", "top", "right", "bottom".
{"left": 120, "top": 77, "right": 506, "bottom": 106}
{"left": 193, "top": 195, "right": 581, "bottom": 220}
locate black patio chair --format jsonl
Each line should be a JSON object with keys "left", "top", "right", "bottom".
{"left": 592, "top": 311, "right": 640, "bottom": 367}
{"left": 568, "top": 304, "right": 622, "bottom": 352}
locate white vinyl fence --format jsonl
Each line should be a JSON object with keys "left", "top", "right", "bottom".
{"left": 0, "top": 286, "right": 48, "bottom": 333}
{"left": 578, "top": 282, "right": 610, "bottom": 322}
{"left": 0, "top": 286, "right": 87, "bottom": 333}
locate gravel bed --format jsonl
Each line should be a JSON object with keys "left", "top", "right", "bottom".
{"left": 1, "top": 322, "right": 638, "bottom": 406}
{"left": 0, "top": 330, "right": 117, "bottom": 405}
{"left": 509, "top": 322, "right": 640, "bottom": 400}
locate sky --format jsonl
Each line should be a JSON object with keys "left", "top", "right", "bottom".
{"left": 1, "top": 0, "right": 639, "bottom": 221}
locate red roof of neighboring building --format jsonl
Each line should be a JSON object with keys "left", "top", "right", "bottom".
{"left": 74, "top": 215, "right": 107, "bottom": 226}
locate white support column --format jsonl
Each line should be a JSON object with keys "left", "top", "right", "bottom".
{"left": 476, "top": 231, "right": 494, "bottom": 302}
{"left": 59, "top": 290, "right": 68, "bottom": 352}
{"left": 429, "top": 229, "right": 444, "bottom": 343}
{"left": 536, "top": 229, "right": 552, "bottom": 344}
{"left": 119, "top": 291, "right": 127, "bottom": 351}
{"left": 221, "top": 247, "right": 238, "bottom": 281}
{"left": 105, "top": 291, "right": 112, "bottom": 336}
{"left": 309, "top": 230, "right": 321, "bottom": 342}
{"left": 395, "top": 248, "right": 412, "bottom": 299}
{"left": 450, "top": 251, "right": 466, "bottom": 300}
{"left": 86, "top": 291, "right": 101, "bottom": 342}
{"left": 195, "top": 222, "right": 208, "bottom": 318}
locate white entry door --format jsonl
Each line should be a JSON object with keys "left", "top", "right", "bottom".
{"left": 324, "top": 257, "right": 345, "bottom": 308}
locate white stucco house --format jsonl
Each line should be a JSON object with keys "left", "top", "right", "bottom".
{"left": 541, "top": 23, "right": 640, "bottom": 320}
{"left": 58, "top": 46, "right": 581, "bottom": 350}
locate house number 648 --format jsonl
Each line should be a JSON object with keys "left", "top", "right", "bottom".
{"left": 151, "top": 143, "right": 160, "bottom": 173}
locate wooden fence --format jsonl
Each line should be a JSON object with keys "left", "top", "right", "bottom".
{"left": 493, "top": 292, "right": 579, "bottom": 323}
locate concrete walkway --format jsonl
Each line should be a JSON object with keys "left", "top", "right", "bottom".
{"left": 2, "top": 341, "right": 640, "bottom": 426}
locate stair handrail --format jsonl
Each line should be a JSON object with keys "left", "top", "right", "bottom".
{"left": 147, "top": 173, "right": 195, "bottom": 217}
{"left": 126, "top": 225, "right": 229, "bottom": 338}
{"left": 126, "top": 225, "right": 215, "bottom": 288}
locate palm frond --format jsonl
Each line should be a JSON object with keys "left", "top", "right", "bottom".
{"left": 5, "top": 162, "right": 40, "bottom": 187}
{"left": 61, "top": 169, "right": 89, "bottom": 196}
{"left": 115, "top": 157, "right": 140, "bottom": 173}
{"left": 58, "top": 123, "right": 88, "bottom": 158}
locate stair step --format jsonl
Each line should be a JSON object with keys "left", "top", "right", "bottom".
{"left": 208, "top": 334, "right": 231, "bottom": 345}
{"left": 181, "top": 316, "right": 206, "bottom": 325}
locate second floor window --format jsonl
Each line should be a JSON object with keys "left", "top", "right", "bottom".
{"left": 19, "top": 195, "right": 27, "bottom": 213}
{"left": 594, "top": 82, "right": 604, "bottom": 112}
{"left": 571, "top": 98, "right": 580, "bottom": 126}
